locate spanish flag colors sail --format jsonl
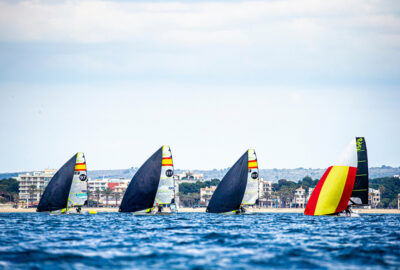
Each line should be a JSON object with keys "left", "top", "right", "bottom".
{"left": 304, "top": 137, "right": 368, "bottom": 216}
{"left": 242, "top": 149, "right": 259, "bottom": 205}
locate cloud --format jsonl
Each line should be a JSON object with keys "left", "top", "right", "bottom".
{"left": 0, "top": 0, "right": 399, "bottom": 86}
{"left": 0, "top": 0, "right": 399, "bottom": 46}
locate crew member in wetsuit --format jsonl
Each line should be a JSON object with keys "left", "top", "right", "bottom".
{"left": 345, "top": 205, "right": 351, "bottom": 216}
{"left": 76, "top": 206, "right": 81, "bottom": 214}
{"left": 158, "top": 206, "right": 163, "bottom": 213}
{"left": 236, "top": 206, "right": 246, "bottom": 214}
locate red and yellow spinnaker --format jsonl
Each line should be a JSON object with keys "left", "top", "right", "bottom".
{"left": 304, "top": 166, "right": 357, "bottom": 215}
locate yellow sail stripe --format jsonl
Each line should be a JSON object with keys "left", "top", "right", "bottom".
{"left": 314, "top": 166, "right": 349, "bottom": 215}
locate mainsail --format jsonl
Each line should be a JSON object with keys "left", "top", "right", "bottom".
{"left": 37, "top": 153, "right": 78, "bottom": 212}
{"left": 206, "top": 151, "right": 249, "bottom": 213}
{"left": 119, "top": 146, "right": 163, "bottom": 213}
{"left": 154, "top": 146, "right": 175, "bottom": 206}
{"left": 304, "top": 137, "right": 368, "bottom": 216}
{"left": 242, "top": 149, "right": 259, "bottom": 205}
{"left": 66, "top": 152, "right": 88, "bottom": 210}
{"left": 351, "top": 137, "right": 369, "bottom": 205}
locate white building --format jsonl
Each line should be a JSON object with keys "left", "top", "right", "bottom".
{"left": 18, "top": 169, "right": 56, "bottom": 207}
{"left": 398, "top": 194, "right": 400, "bottom": 210}
{"left": 292, "top": 186, "right": 306, "bottom": 208}
{"left": 258, "top": 178, "right": 278, "bottom": 207}
{"left": 88, "top": 178, "right": 130, "bottom": 206}
{"left": 200, "top": 186, "right": 216, "bottom": 206}
{"left": 306, "top": 187, "right": 315, "bottom": 204}
{"left": 368, "top": 188, "right": 381, "bottom": 208}
{"left": 174, "top": 171, "right": 204, "bottom": 181}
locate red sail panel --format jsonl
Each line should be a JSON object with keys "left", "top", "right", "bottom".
{"left": 304, "top": 166, "right": 332, "bottom": 216}
{"left": 335, "top": 167, "right": 357, "bottom": 213}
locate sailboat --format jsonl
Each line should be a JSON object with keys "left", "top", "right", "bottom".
{"left": 119, "top": 146, "right": 177, "bottom": 215}
{"left": 304, "top": 137, "right": 368, "bottom": 217}
{"left": 206, "top": 149, "right": 259, "bottom": 214}
{"left": 37, "top": 153, "right": 91, "bottom": 214}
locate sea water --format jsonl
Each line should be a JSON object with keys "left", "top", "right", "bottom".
{"left": 0, "top": 213, "right": 399, "bottom": 269}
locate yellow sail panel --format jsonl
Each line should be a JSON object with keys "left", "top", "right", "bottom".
{"left": 313, "top": 166, "right": 349, "bottom": 215}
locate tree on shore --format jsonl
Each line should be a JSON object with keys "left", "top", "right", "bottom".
{"left": 178, "top": 192, "right": 200, "bottom": 207}
{"left": 95, "top": 188, "right": 101, "bottom": 207}
{"left": 113, "top": 191, "right": 120, "bottom": 206}
{"left": 102, "top": 187, "right": 112, "bottom": 207}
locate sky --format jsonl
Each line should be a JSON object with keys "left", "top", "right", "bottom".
{"left": 0, "top": 0, "right": 399, "bottom": 172}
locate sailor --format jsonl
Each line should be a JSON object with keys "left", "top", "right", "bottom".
{"left": 76, "top": 206, "right": 81, "bottom": 214}
{"left": 345, "top": 206, "right": 351, "bottom": 216}
{"left": 158, "top": 205, "right": 163, "bottom": 213}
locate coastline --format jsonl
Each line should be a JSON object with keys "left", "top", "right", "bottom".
{"left": 1, "top": 207, "right": 399, "bottom": 214}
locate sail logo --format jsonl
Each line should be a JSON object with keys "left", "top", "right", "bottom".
{"left": 79, "top": 174, "right": 87, "bottom": 181}
{"left": 251, "top": 172, "right": 258, "bottom": 179}
{"left": 356, "top": 138, "right": 364, "bottom": 152}
{"left": 165, "top": 169, "right": 173, "bottom": 177}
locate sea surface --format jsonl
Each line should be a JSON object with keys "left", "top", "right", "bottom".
{"left": 0, "top": 213, "right": 399, "bottom": 269}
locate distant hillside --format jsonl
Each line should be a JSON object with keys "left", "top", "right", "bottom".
{"left": 2, "top": 166, "right": 398, "bottom": 182}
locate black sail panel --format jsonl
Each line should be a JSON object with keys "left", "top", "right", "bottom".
{"left": 37, "top": 154, "right": 77, "bottom": 212}
{"left": 351, "top": 137, "right": 369, "bottom": 205}
{"left": 206, "top": 152, "right": 248, "bottom": 213}
{"left": 119, "top": 147, "right": 163, "bottom": 212}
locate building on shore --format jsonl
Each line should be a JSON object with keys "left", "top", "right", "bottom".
{"left": 368, "top": 188, "right": 381, "bottom": 208}
{"left": 88, "top": 178, "right": 130, "bottom": 206}
{"left": 292, "top": 186, "right": 306, "bottom": 208}
{"left": 258, "top": 178, "right": 278, "bottom": 207}
{"left": 398, "top": 194, "right": 400, "bottom": 209}
{"left": 17, "top": 169, "right": 56, "bottom": 207}
{"left": 306, "top": 187, "right": 314, "bottom": 205}
{"left": 174, "top": 171, "right": 204, "bottom": 181}
{"left": 199, "top": 186, "right": 217, "bottom": 206}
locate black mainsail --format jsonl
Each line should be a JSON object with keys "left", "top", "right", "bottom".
{"left": 119, "top": 147, "right": 163, "bottom": 212}
{"left": 350, "top": 137, "right": 369, "bottom": 205}
{"left": 37, "top": 154, "right": 77, "bottom": 212}
{"left": 206, "top": 151, "right": 248, "bottom": 213}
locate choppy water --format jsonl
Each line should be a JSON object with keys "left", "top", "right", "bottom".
{"left": 0, "top": 213, "right": 399, "bottom": 269}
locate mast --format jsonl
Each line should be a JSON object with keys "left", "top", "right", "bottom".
{"left": 119, "top": 147, "right": 163, "bottom": 212}
{"left": 37, "top": 154, "right": 77, "bottom": 212}
{"left": 206, "top": 151, "right": 249, "bottom": 213}
{"left": 350, "top": 137, "right": 368, "bottom": 205}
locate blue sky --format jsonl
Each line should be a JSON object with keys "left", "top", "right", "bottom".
{"left": 0, "top": 0, "right": 399, "bottom": 172}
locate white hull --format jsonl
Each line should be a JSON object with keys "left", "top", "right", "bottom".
{"left": 337, "top": 209, "right": 360, "bottom": 217}
{"left": 132, "top": 207, "right": 177, "bottom": 215}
